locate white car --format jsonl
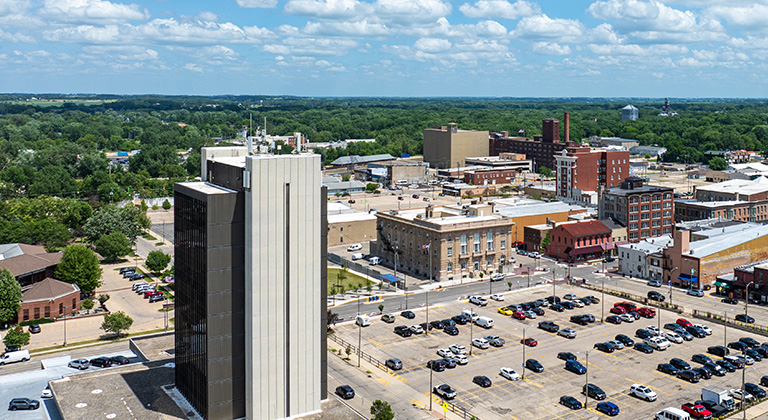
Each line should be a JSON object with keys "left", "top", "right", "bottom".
{"left": 523, "top": 310, "right": 537, "bottom": 319}
{"left": 694, "top": 324, "right": 713, "bottom": 335}
{"left": 536, "top": 299, "right": 549, "bottom": 307}
{"left": 347, "top": 243, "right": 363, "bottom": 251}
{"left": 644, "top": 336, "right": 670, "bottom": 350}
{"left": 452, "top": 354, "right": 468, "bottom": 365}
{"left": 410, "top": 325, "right": 424, "bottom": 334}
{"left": 646, "top": 325, "right": 661, "bottom": 335}
{"left": 490, "top": 294, "right": 505, "bottom": 301}
{"left": 573, "top": 300, "right": 585, "bottom": 308}
{"left": 665, "top": 331, "right": 683, "bottom": 344}
{"left": 564, "top": 293, "right": 577, "bottom": 300}
{"left": 490, "top": 273, "right": 505, "bottom": 282}
{"left": 469, "top": 296, "right": 488, "bottom": 306}
{"left": 449, "top": 344, "right": 467, "bottom": 355}
{"left": 472, "top": 338, "right": 490, "bottom": 349}
{"left": 41, "top": 388, "right": 52, "bottom": 398}
{"left": 629, "top": 384, "right": 657, "bottom": 402}
{"left": 619, "top": 314, "right": 635, "bottom": 323}
{"left": 730, "top": 388, "right": 756, "bottom": 402}
{"left": 500, "top": 367, "right": 520, "bottom": 381}
{"left": 437, "top": 348, "right": 454, "bottom": 358}
{"left": 607, "top": 339, "right": 625, "bottom": 350}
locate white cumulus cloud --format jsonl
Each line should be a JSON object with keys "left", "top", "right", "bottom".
{"left": 40, "top": 0, "right": 149, "bottom": 23}
{"left": 184, "top": 63, "right": 203, "bottom": 72}
{"left": 236, "top": 0, "right": 279, "bottom": 8}
{"left": 413, "top": 37, "right": 452, "bottom": 52}
{"left": 513, "top": 14, "right": 584, "bottom": 42}
{"left": 459, "top": 0, "right": 539, "bottom": 19}
{"left": 705, "top": 3, "right": 768, "bottom": 28}
{"left": 532, "top": 42, "right": 571, "bottom": 55}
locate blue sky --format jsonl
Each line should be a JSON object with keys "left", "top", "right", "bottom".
{"left": 1, "top": 0, "right": 767, "bottom": 97}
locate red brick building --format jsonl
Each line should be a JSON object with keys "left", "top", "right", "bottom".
{"left": 555, "top": 145, "right": 630, "bottom": 202}
{"left": 0, "top": 243, "right": 63, "bottom": 287}
{"left": 488, "top": 114, "right": 571, "bottom": 170}
{"left": 601, "top": 177, "right": 674, "bottom": 242}
{"left": 463, "top": 168, "right": 519, "bottom": 185}
{"left": 18, "top": 277, "right": 80, "bottom": 323}
{"left": 546, "top": 220, "right": 613, "bottom": 262}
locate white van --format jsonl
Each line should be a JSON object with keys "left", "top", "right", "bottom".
{"left": 347, "top": 243, "right": 363, "bottom": 251}
{"left": 0, "top": 349, "right": 30, "bottom": 365}
{"left": 355, "top": 315, "right": 371, "bottom": 327}
{"left": 462, "top": 309, "right": 479, "bottom": 321}
{"left": 475, "top": 316, "right": 494, "bottom": 329}
{"left": 655, "top": 407, "right": 691, "bottom": 420}
{"left": 351, "top": 253, "right": 365, "bottom": 261}
{"left": 368, "top": 256, "right": 380, "bottom": 265}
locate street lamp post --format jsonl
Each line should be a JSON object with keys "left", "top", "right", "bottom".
{"left": 584, "top": 350, "right": 591, "bottom": 410}
{"left": 601, "top": 278, "right": 605, "bottom": 322}
{"left": 724, "top": 311, "right": 728, "bottom": 348}
{"left": 527, "top": 268, "right": 531, "bottom": 288}
{"left": 469, "top": 307, "right": 474, "bottom": 356}
{"left": 745, "top": 281, "right": 755, "bottom": 319}
{"left": 521, "top": 327, "right": 527, "bottom": 380}
{"left": 62, "top": 305, "right": 67, "bottom": 346}
{"left": 425, "top": 289, "right": 429, "bottom": 336}
{"left": 357, "top": 296, "right": 362, "bottom": 367}
{"left": 429, "top": 365, "right": 433, "bottom": 412}
{"left": 552, "top": 269, "right": 556, "bottom": 302}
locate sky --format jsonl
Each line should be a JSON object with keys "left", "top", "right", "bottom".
{"left": 1, "top": 0, "right": 768, "bottom": 97}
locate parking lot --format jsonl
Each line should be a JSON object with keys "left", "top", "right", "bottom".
{"left": 333, "top": 284, "right": 768, "bottom": 419}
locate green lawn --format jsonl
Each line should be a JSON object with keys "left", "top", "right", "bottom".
{"left": 328, "top": 267, "right": 373, "bottom": 295}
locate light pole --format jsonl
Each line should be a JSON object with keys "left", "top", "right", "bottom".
{"left": 552, "top": 268, "right": 556, "bottom": 302}
{"left": 584, "top": 350, "right": 591, "bottom": 410}
{"left": 527, "top": 267, "right": 531, "bottom": 288}
{"left": 469, "top": 307, "right": 475, "bottom": 356}
{"left": 521, "top": 327, "right": 527, "bottom": 380}
{"left": 62, "top": 305, "right": 67, "bottom": 346}
{"left": 425, "top": 289, "right": 429, "bottom": 336}
{"left": 724, "top": 311, "right": 728, "bottom": 348}
{"left": 429, "top": 365, "right": 433, "bottom": 412}
{"left": 745, "top": 281, "right": 755, "bottom": 319}
{"left": 601, "top": 278, "right": 605, "bottom": 322}
{"left": 357, "top": 296, "right": 362, "bottom": 367}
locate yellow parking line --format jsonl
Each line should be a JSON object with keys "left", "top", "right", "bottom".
{"left": 522, "top": 377, "right": 544, "bottom": 388}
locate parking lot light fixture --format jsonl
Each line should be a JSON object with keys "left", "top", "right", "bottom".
{"left": 469, "top": 308, "right": 474, "bottom": 356}
{"left": 521, "top": 327, "right": 526, "bottom": 380}
{"left": 745, "top": 281, "right": 754, "bottom": 319}
{"left": 584, "top": 350, "right": 590, "bottom": 410}
{"left": 429, "top": 363, "right": 433, "bottom": 412}
{"left": 601, "top": 278, "right": 605, "bottom": 322}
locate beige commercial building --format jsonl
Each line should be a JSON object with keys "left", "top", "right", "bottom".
{"left": 371, "top": 204, "right": 514, "bottom": 281}
{"left": 327, "top": 212, "right": 377, "bottom": 247}
{"left": 423, "top": 124, "right": 489, "bottom": 169}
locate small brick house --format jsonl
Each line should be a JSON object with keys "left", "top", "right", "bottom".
{"left": 547, "top": 220, "right": 613, "bottom": 262}
{"left": 18, "top": 277, "right": 80, "bottom": 323}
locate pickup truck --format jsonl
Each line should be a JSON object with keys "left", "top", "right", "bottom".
{"left": 681, "top": 403, "right": 712, "bottom": 419}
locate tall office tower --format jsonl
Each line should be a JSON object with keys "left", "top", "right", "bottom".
{"left": 175, "top": 148, "right": 326, "bottom": 420}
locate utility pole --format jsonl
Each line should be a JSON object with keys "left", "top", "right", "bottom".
{"left": 357, "top": 296, "right": 362, "bottom": 367}
{"left": 745, "top": 282, "right": 754, "bottom": 319}
{"left": 469, "top": 307, "right": 474, "bottom": 356}
{"left": 521, "top": 327, "right": 527, "bottom": 380}
{"left": 584, "top": 351, "right": 591, "bottom": 410}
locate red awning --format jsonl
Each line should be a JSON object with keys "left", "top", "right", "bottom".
{"left": 601, "top": 242, "right": 615, "bottom": 251}
{"left": 571, "top": 245, "right": 604, "bottom": 256}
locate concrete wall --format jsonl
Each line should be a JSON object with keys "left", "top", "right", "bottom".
{"left": 328, "top": 217, "right": 377, "bottom": 247}
{"left": 423, "top": 127, "right": 489, "bottom": 169}
{"left": 244, "top": 154, "right": 322, "bottom": 420}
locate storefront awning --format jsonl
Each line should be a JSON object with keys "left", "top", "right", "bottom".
{"left": 678, "top": 274, "right": 699, "bottom": 284}
{"left": 714, "top": 281, "right": 731, "bottom": 288}
{"left": 572, "top": 245, "right": 605, "bottom": 256}
{"left": 380, "top": 274, "right": 402, "bottom": 283}
{"left": 601, "top": 243, "right": 615, "bottom": 251}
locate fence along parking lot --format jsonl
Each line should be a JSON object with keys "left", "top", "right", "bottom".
{"left": 331, "top": 285, "right": 768, "bottom": 419}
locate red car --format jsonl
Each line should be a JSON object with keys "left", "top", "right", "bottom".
{"left": 513, "top": 311, "right": 527, "bottom": 320}
{"left": 521, "top": 338, "right": 538, "bottom": 347}
{"left": 614, "top": 301, "right": 637, "bottom": 311}
{"left": 610, "top": 306, "right": 627, "bottom": 315}
{"left": 681, "top": 403, "right": 712, "bottom": 419}
{"left": 144, "top": 290, "right": 161, "bottom": 298}
{"left": 638, "top": 307, "right": 656, "bottom": 318}
{"left": 676, "top": 318, "right": 693, "bottom": 327}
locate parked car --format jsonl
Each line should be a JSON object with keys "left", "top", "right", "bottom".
{"left": 469, "top": 296, "right": 488, "bottom": 306}
{"left": 90, "top": 357, "right": 113, "bottom": 368}
{"left": 558, "top": 328, "right": 577, "bottom": 339}
{"left": 615, "top": 334, "right": 634, "bottom": 347}
{"left": 394, "top": 326, "right": 412, "bottom": 337}
{"left": 109, "top": 355, "right": 131, "bottom": 365}
{"left": 636, "top": 329, "right": 653, "bottom": 339}
{"left": 695, "top": 324, "right": 713, "bottom": 335}
{"left": 381, "top": 314, "right": 395, "bottom": 323}
{"left": 594, "top": 342, "right": 616, "bottom": 353}
{"left": 557, "top": 352, "right": 577, "bottom": 361}
{"left": 607, "top": 339, "right": 625, "bottom": 350}
{"left": 647, "top": 280, "right": 662, "bottom": 287}
{"left": 521, "top": 338, "right": 538, "bottom": 347}
{"left": 676, "top": 318, "right": 693, "bottom": 327}
{"left": 130, "top": 273, "right": 145, "bottom": 281}
{"left": 561, "top": 301, "right": 576, "bottom": 310}
{"left": 472, "top": 338, "right": 490, "bottom": 349}
{"left": 692, "top": 354, "right": 714, "bottom": 365}
{"left": 68, "top": 358, "right": 90, "bottom": 370}
{"left": 703, "top": 362, "right": 726, "bottom": 376}
{"left": 565, "top": 360, "right": 587, "bottom": 374}
{"left": 444, "top": 325, "right": 459, "bottom": 335}
{"left": 525, "top": 359, "right": 544, "bottom": 373}
{"left": 740, "top": 337, "right": 761, "bottom": 348}
{"left": 409, "top": 325, "right": 424, "bottom": 334}
{"left": 657, "top": 363, "right": 680, "bottom": 375}
{"left": 433, "top": 384, "right": 456, "bottom": 399}
{"left": 451, "top": 314, "right": 469, "bottom": 325}
{"left": 670, "top": 358, "right": 691, "bottom": 370}
{"left": 550, "top": 304, "right": 565, "bottom": 312}
{"left": 472, "top": 375, "right": 492, "bottom": 388}
{"left": 610, "top": 306, "right": 627, "bottom": 315}
{"left": 686, "top": 325, "right": 707, "bottom": 338}
{"left": 335, "top": 385, "right": 355, "bottom": 399}
{"left": 715, "top": 359, "right": 737, "bottom": 372}
{"left": 426, "top": 360, "right": 446, "bottom": 372}
{"left": 401, "top": 310, "right": 415, "bottom": 319}
{"left": 28, "top": 324, "right": 41, "bottom": 334}
{"left": 595, "top": 401, "right": 620, "bottom": 416}
{"left": 634, "top": 342, "right": 654, "bottom": 353}
{"left": 485, "top": 335, "right": 505, "bottom": 347}
{"left": 499, "top": 367, "right": 520, "bottom": 381}
{"left": 583, "top": 383, "right": 607, "bottom": 400}
{"left": 606, "top": 315, "right": 622, "bottom": 324}
{"left": 149, "top": 294, "right": 167, "bottom": 303}
{"left": 728, "top": 341, "right": 750, "bottom": 352}
{"left": 736, "top": 314, "right": 755, "bottom": 323}
{"left": 559, "top": 395, "right": 582, "bottom": 410}
{"left": 745, "top": 383, "right": 766, "bottom": 399}
{"left": 8, "top": 398, "right": 39, "bottom": 411}
{"left": 630, "top": 384, "right": 657, "bottom": 401}
{"left": 722, "top": 297, "right": 739, "bottom": 304}
{"left": 681, "top": 403, "right": 712, "bottom": 419}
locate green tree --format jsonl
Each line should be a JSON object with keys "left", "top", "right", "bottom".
{"left": 378, "top": 303, "right": 384, "bottom": 313}
{"left": 83, "top": 205, "right": 143, "bottom": 242}
{"left": 341, "top": 174, "right": 351, "bottom": 182}
{"left": 100, "top": 311, "right": 133, "bottom": 337}
{"left": 538, "top": 166, "right": 553, "bottom": 178}
{"left": 98, "top": 294, "right": 110, "bottom": 307}
{"left": 709, "top": 156, "right": 728, "bottom": 170}
{"left": 541, "top": 231, "right": 551, "bottom": 252}
{"left": 81, "top": 298, "right": 94, "bottom": 313}
{"left": 2, "top": 326, "right": 30, "bottom": 350}
{"left": 145, "top": 250, "right": 171, "bottom": 273}
{"left": 0, "top": 269, "right": 22, "bottom": 322}
{"left": 162, "top": 199, "right": 171, "bottom": 210}
{"left": 370, "top": 400, "right": 394, "bottom": 420}
{"left": 365, "top": 183, "right": 378, "bottom": 193}
{"left": 55, "top": 245, "right": 103, "bottom": 294}
{"left": 94, "top": 232, "right": 132, "bottom": 261}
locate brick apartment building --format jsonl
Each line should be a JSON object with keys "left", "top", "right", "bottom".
{"left": 463, "top": 168, "right": 520, "bottom": 185}
{"left": 695, "top": 177, "right": 768, "bottom": 202}
{"left": 488, "top": 114, "right": 571, "bottom": 170}
{"left": 675, "top": 199, "right": 768, "bottom": 222}
{"left": 546, "top": 220, "right": 613, "bottom": 262}
{"left": 555, "top": 145, "right": 630, "bottom": 203}
{"left": 601, "top": 177, "right": 674, "bottom": 242}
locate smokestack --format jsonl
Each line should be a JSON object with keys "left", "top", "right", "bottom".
{"left": 564, "top": 112, "right": 570, "bottom": 143}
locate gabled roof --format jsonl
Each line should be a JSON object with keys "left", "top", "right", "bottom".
{"left": 0, "top": 244, "right": 63, "bottom": 277}
{"left": 557, "top": 220, "right": 611, "bottom": 238}
{"left": 21, "top": 277, "right": 79, "bottom": 303}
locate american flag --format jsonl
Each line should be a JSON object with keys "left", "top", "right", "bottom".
{"left": 422, "top": 244, "right": 430, "bottom": 250}
{"left": 518, "top": 129, "right": 525, "bottom": 134}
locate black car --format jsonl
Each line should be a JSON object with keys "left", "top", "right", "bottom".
{"left": 746, "top": 348, "right": 764, "bottom": 362}
{"left": 762, "top": 375, "right": 768, "bottom": 387}
{"left": 394, "top": 326, "right": 412, "bottom": 337}
{"left": 335, "top": 385, "right": 355, "bottom": 399}
{"left": 615, "top": 334, "right": 634, "bottom": 347}
{"left": 525, "top": 359, "right": 544, "bottom": 372}
{"left": 606, "top": 315, "right": 622, "bottom": 324}
{"left": 561, "top": 301, "right": 576, "bottom": 310}
{"left": 587, "top": 296, "right": 600, "bottom": 304}
{"left": 89, "top": 357, "right": 113, "bottom": 368}
{"left": 746, "top": 383, "right": 767, "bottom": 399}
{"left": 677, "top": 369, "right": 701, "bottom": 383}
{"left": 539, "top": 321, "right": 559, "bottom": 332}
{"left": 441, "top": 318, "right": 456, "bottom": 327}
{"left": 664, "top": 323, "right": 682, "bottom": 332}
{"left": 708, "top": 345, "right": 730, "bottom": 357}
{"left": 385, "top": 358, "right": 403, "bottom": 370}
{"left": 658, "top": 363, "right": 679, "bottom": 375}
{"left": 119, "top": 267, "right": 134, "bottom": 274}
{"left": 703, "top": 362, "right": 726, "bottom": 376}
{"left": 122, "top": 270, "right": 136, "bottom": 278}
{"left": 429, "top": 320, "right": 444, "bottom": 330}
{"left": 715, "top": 359, "right": 737, "bottom": 372}
{"left": 532, "top": 307, "right": 545, "bottom": 316}
{"left": 692, "top": 354, "right": 713, "bottom": 365}
{"left": 582, "top": 383, "right": 606, "bottom": 400}
{"left": 634, "top": 342, "right": 654, "bottom": 353}
{"left": 696, "top": 400, "right": 730, "bottom": 418}
{"left": 427, "top": 360, "right": 446, "bottom": 372}
{"left": 670, "top": 358, "right": 691, "bottom": 370}
{"left": 579, "top": 297, "right": 592, "bottom": 306}
{"left": 521, "top": 302, "right": 534, "bottom": 311}
{"left": 722, "top": 297, "right": 739, "bottom": 304}
{"left": 149, "top": 294, "right": 167, "bottom": 303}
{"left": 558, "top": 352, "right": 578, "bottom": 361}
{"left": 693, "top": 367, "right": 712, "bottom": 380}
{"left": 451, "top": 314, "right": 469, "bottom": 325}
{"left": 444, "top": 325, "right": 459, "bottom": 335}
{"left": 594, "top": 342, "right": 615, "bottom": 353}
{"left": 130, "top": 273, "right": 145, "bottom": 281}
{"left": 28, "top": 324, "right": 41, "bottom": 334}
{"left": 110, "top": 355, "right": 130, "bottom": 365}
{"left": 401, "top": 310, "right": 416, "bottom": 319}
{"left": 628, "top": 311, "right": 641, "bottom": 320}
{"left": 740, "top": 337, "right": 761, "bottom": 348}
{"left": 686, "top": 325, "right": 707, "bottom": 338}
{"left": 648, "top": 291, "right": 665, "bottom": 301}
{"left": 728, "top": 341, "right": 749, "bottom": 352}
{"left": 419, "top": 322, "right": 433, "bottom": 332}
{"left": 381, "top": 314, "right": 395, "bottom": 323}
{"left": 473, "top": 375, "right": 492, "bottom": 388}
{"left": 546, "top": 296, "right": 562, "bottom": 304}
{"left": 441, "top": 358, "right": 457, "bottom": 369}
{"left": 583, "top": 314, "right": 596, "bottom": 323}
{"left": 754, "top": 347, "right": 768, "bottom": 358}
{"left": 736, "top": 313, "right": 755, "bottom": 323}
{"left": 570, "top": 315, "right": 589, "bottom": 325}
{"left": 8, "top": 398, "right": 39, "bottom": 411}
{"left": 635, "top": 329, "right": 653, "bottom": 339}
{"left": 550, "top": 304, "right": 565, "bottom": 312}
{"left": 560, "top": 396, "right": 583, "bottom": 410}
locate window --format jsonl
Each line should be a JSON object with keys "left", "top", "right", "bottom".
{"left": 487, "top": 257, "right": 493, "bottom": 267}
{"left": 447, "top": 262, "right": 453, "bottom": 272}
{"left": 653, "top": 194, "right": 661, "bottom": 201}
{"left": 474, "top": 233, "right": 481, "bottom": 252}
{"left": 663, "top": 202, "right": 672, "bottom": 209}
{"left": 629, "top": 214, "right": 638, "bottom": 221}
{"left": 630, "top": 223, "right": 638, "bottom": 230}
{"left": 340, "top": 227, "right": 343, "bottom": 233}
{"left": 474, "top": 260, "right": 480, "bottom": 270}
{"left": 629, "top": 232, "right": 639, "bottom": 240}
{"left": 500, "top": 240, "right": 506, "bottom": 250}
{"left": 460, "top": 234, "right": 467, "bottom": 254}
{"left": 34, "top": 307, "right": 39, "bottom": 319}
{"left": 642, "top": 196, "right": 650, "bottom": 203}
{"left": 447, "top": 247, "right": 453, "bottom": 256}
{"left": 641, "top": 222, "right": 650, "bottom": 229}
{"left": 630, "top": 206, "right": 638, "bottom": 212}
{"left": 486, "top": 232, "right": 493, "bottom": 250}
{"left": 630, "top": 196, "right": 639, "bottom": 204}
{"left": 22, "top": 309, "right": 28, "bottom": 321}
{"left": 641, "top": 205, "right": 650, "bottom": 211}
{"left": 641, "top": 213, "right": 649, "bottom": 220}
{"left": 500, "top": 255, "right": 506, "bottom": 265}
{"left": 461, "top": 260, "right": 467, "bottom": 270}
